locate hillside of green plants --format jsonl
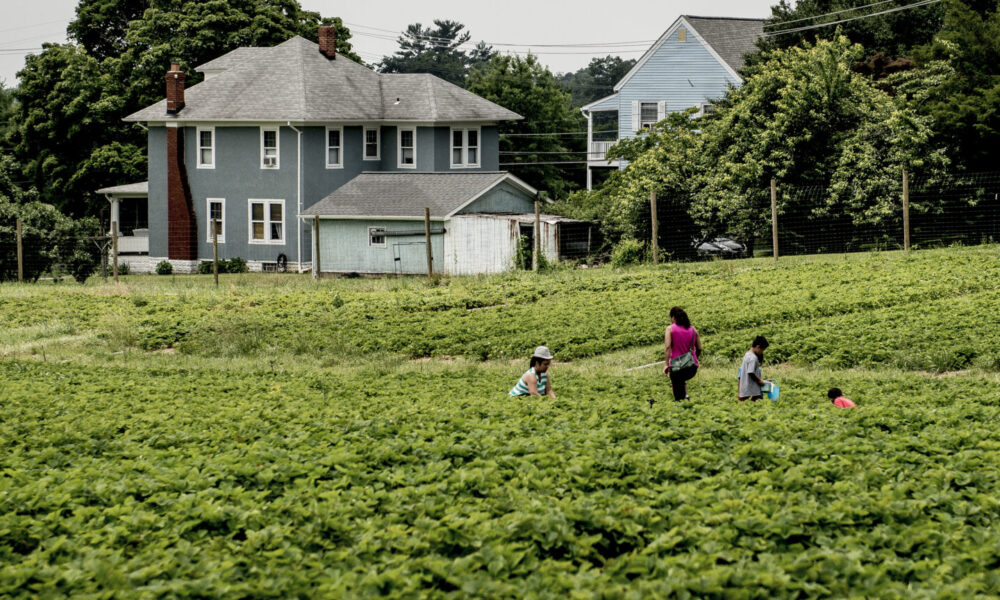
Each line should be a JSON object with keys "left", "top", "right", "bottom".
{"left": 2, "top": 246, "right": 1000, "bottom": 597}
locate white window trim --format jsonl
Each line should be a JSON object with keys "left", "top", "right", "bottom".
{"left": 260, "top": 127, "right": 280, "bottom": 169}
{"left": 325, "top": 126, "right": 343, "bottom": 169}
{"left": 638, "top": 101, "right": 660, "bottom": 130}
{"left": 369, "top": 226, "right": 387, "bottom": 248}
{"left": 363, "top": 126, "right": 380, "bottom": 161}
{"left": 450, "top": 126, "right": 481, "bottom": 169}
{"left": 196, "top": 126, "right": 215, "bottom": 169}
{"left": 397, "top": 127, "right": 417, "bottom": 169}
{"left": 247, "top": 198, "right": 285, "bottom": 245}
{"left": 696, "top": 103, "right": 715, "bottom": 118}
{"left": 206, "top": 197, "right": 225, "bottom": 243}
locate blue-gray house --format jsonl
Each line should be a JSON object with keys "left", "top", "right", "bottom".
{"left": 113, "top": 26, "right": 549, "bottom": 273}
{"left": 581, "top": 15, "right": 764, "bottom": 190}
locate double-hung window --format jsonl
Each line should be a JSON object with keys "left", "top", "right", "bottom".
{"left": 639, "top": 102, "right": 659, "bottom": 130}
{"left": 261, "top": 127, "right": 279, "bottom": 169}
{"left": 197, "top": 127, "right": 214, "bottom": 168}
{"left": 451, "top": 128, "right": 480, "bottom": 168}
{"left": 249, "top": 199, "right": 284, "bottom": 244}
{"left": 206, "top": 198, "right": 225, "bottom": 243}
{"left": 398, "top": 127, "right": 416, "bottom": 168}
{"left": 363, "top": 127, "right": 380, "bottom": 160}
{"left": 326, "top": 126, "right": 343, "bottom": 168}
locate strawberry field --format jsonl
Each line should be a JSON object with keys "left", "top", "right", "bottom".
{"left": 2, "top": 246, "right": 1000, "bottom": 596}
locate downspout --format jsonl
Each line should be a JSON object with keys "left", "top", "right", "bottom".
{"left": 288, "top": 122, "right": 303, "bottom": 273}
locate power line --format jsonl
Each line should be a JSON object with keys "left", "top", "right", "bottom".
{"left": 346, "top": 21, "right": 657, "bottom": 49}
{"left": 502, "top": 132, "right": 588, "bottom": 137}
{"left": 501, "top": 161, "right": 589, "bottom": 166}
{"left": 763, "top": 0, "right": 900, "bottom": 29}
{"left": 763, "top": 0, "right": 942, "bottom": 37}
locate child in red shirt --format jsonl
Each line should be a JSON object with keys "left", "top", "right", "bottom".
{"left": 828, "top": 388, "right": 856, "bottom": 408}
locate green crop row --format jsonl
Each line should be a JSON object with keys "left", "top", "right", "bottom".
{"left": 3, "top": 247, "right": 998, "bottom": 369}
{"left": 3, "top": 360, "right": 1000, "bottom": 597}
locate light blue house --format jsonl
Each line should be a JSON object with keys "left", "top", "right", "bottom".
{"left": 581, "top": 16, "right": 764, "bottom": 190}
{"left": 113, "top": 26, "right": 535, "bottom": 273}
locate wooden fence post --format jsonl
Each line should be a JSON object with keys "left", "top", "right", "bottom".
{"left": 771, "top": 179, "right": 778, "bottom": 262}
{"left": 902, "top": 169, "right": 910, "bottom": 251}
{"left": 533, "top": 200, "right": 540, "bottom": 272}
{"left": 650, "top": 190, "right": 659, "bottom": 265}
{"left": 111, "top": 221, "right": 119, "bottom": 283}
{"left": 212, "top": 218, "right": 219, "bottom": 287}
{"left": 16, "top": 218, "right": 23, "bottom": 283}
{"left": 425, "top": 207, "right": 433, "bottom": 278}
{"left": 313, "top": 215, "right": 321, "bottom": 279}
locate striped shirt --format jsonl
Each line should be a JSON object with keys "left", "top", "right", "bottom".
{"left": 510, "top": 367, "right": 548, "bottom": 396}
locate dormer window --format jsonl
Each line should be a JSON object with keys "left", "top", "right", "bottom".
{"left": 261, "top": 127, "right": 279, "bottom": 169}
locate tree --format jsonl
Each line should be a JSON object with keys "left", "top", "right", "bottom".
{"left": 0, "top": 155, "right": 100, "bottom": 282}
{"left": 558, "top": 56, "right": 636, "bottom": 107}
{"left": 0, "top": 81, "right": 15, "bottom": 141}
{"left": 466, "top": 54, "right": 584, "bottom": 198}
{"left": 693, "top": 36, "right": 948, "bottom": 248}
{"left": 379, "top": 20, "right": 494, "bottom": 86}
{"left": 759, "top": 0, "right": 945, "bottom": 59}
{"left": 913, "top": 0, "right": 1000, "bottom": 172}
{"left": 67, "top": 0, "right": 150, "bottom": 62}
{"left": 8, "top": 44, "right": 124, "bottom": 217}
{"left": 9, "top": 0, "right": 357, "bottom": 218}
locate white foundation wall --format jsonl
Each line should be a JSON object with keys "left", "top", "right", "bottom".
{"left": 119, "top": 257, "right": 307, "bottom": 274}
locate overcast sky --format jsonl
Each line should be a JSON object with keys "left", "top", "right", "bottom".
{"left": 0, "top": 0, "right": 777, "bottom": 87}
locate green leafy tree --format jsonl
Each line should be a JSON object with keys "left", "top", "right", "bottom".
{"left": 0, "top": 81, "right": 15, "bottom": 141}
{"left": 466, "top": 54, "right": 584, "bottom": 198}
{"left": 379, "top": 20, "right": 494, "bottom": 86}
{"left": 0, "top": 155, "right": 100, "bottom": 282}
{"left": 558, "top": 56, "right": 636, "bottom": 107}
{"left": 694, "top": 36, "right": 948, "bottom": 248}
{"left": 9, "top": 44, "right": 124, "bottom": 217}
{"left": 913, "top": 0, "right": 1000, "bottom": 172}
{"left": 10, "top": 0, "right": 357, "bottom": 218}
{"left": 760, "top": 0, "right": 945, "bottom": 58}
{"left": 67, "top": 0, "right": 150, "bottom": 62}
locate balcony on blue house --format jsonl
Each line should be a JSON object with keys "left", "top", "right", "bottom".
{"left": 581, "top": 93, "right": 623, "bottom": 190}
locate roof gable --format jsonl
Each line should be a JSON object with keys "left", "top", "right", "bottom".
{"left": 302, "top": 172, "right": 538, "bottom": 220}
{"left": 614, "top": 15, "right": 764, "bottom": 92}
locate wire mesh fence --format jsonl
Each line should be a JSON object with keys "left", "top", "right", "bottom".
{"left": 633, "top": 170, "right": 1000, "bottom": 262}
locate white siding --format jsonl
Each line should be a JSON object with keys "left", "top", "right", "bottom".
{"left": 444, "top": 215, "right": 560, "bottom": 275}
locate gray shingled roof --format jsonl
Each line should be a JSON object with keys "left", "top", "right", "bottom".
{"left": 302, "top": 172, "right": 537, "bottom": 219}
{"left": 96, "top": 181, "right": 148, "bottom": 196}
{"left": 126, "top": 37, "right": 521, "bottom": 123}
{"left": 684, "top": 16, "right": 764, "bottom": 73}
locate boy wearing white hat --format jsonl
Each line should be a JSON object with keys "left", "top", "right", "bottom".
{"left": 509, "top": 346, "right": 557, "bottom": 398}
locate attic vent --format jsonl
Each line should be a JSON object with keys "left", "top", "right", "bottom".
{"left": 678, "top": 28, "right": 687, "bottom": 43}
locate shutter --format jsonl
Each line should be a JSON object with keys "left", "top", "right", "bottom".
{"left": 631, "top": 101, "right": 639, "bottom": 132}
{"left": 657, "top": 101, "right": 666, "bottom": 122}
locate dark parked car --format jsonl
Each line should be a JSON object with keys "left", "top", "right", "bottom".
{"left": 693, "top": 237, "right": 748, "bottom": 258}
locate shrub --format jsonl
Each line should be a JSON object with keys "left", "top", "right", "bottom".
{"left": 117, "top": 262, "right": 130, "bottom": 276}
{"left": 610, "top": 238, "right": 645, "bottom": 267}
{"left": 155, "top": 261, "right": 173, "bottom": 275}
{"left": 228, "top": 257, "right": 248, "bottom": 273}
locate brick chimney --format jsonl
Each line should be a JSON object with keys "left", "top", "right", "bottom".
{"left": 318, "top": 26, "right": 336, "bottom": 59}
{"left": 165, "top": 63, "right": 185, "bottom": 115}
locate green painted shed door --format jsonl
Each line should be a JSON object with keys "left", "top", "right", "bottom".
{"left": 392, "top": 241, "right": 427, "bottom": 274}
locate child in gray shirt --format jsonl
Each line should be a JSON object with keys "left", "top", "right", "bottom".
{"left": 738, "top": 336, "right": 770, "bottom": 402}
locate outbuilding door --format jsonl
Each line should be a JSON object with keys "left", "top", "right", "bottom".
{"left": 518, "top": 224, "right": 534, "bottom": 270}
{"left": 393, "top": 241, "right": 427, "bottom": 275}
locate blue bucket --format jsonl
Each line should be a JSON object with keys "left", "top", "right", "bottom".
{"left": 762, "top": 380, "right": 780, "bottom": 401}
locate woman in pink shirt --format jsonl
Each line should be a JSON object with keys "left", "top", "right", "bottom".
{"left": 828, "top": 388, "right": 856, "bottom": 408}
{"left": 664, "top": 307, "right": 702, "bottom": 401}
